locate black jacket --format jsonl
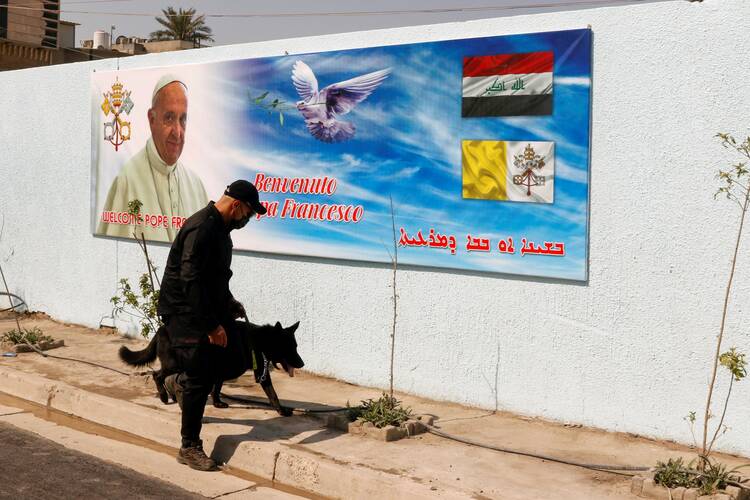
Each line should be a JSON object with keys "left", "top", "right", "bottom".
{"left": 158, "top": 202, "right": 234, "bottom": 343}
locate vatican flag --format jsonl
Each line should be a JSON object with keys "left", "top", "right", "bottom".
{"left": 461, "top": 140, "right": 555, "bottom": 204}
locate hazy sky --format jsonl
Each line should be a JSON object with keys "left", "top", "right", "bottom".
{"left": 61, "top": 0, "right": 663, "bottom": 47}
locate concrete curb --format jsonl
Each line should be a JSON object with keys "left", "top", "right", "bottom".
{"left": 0, "top": 365, "right": 471, "bottom": 499}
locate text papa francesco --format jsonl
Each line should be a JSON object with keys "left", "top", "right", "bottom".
{"left": 258, "top": 198, "right": 364, "bottom": 223}
{"left": 254, "top": 173, "right": 363, "bottom": 223}
{"left": 100, "top": 211, "right": 187, "bottom": 229}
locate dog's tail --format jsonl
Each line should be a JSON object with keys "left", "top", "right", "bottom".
{"left": 118, "top": 332, "right": 159, "bottom": 367}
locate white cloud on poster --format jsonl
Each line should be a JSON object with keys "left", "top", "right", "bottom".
{"left": 555, "top": 76, "right": 590, "bottom": 86}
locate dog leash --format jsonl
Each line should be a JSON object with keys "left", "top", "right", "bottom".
{"left": 253, "top": 352, "right": 270, "bottom": 384}
{"left": 219, "top": 392, "right": 348, "bottom": 413}
{"left": 242, "top": 312, "right": 270, "bottom": 384}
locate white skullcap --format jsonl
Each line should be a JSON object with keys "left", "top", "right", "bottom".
{"left": 151, "top": 74, "right": 187, "bottom": 106}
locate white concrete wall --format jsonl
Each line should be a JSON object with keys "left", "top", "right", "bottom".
{"left": 2, "top": 0, "right": 750, "bottom": 457}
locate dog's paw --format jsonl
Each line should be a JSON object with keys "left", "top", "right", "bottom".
{"left": 277, "top": 406, "right": 294, "bottom": 417}
{"left": 213, "top": 400, "right": 229, "bottom": 409}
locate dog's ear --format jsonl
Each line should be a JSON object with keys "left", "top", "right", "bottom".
{"left": 288, "top": 321, "right": 300, "bottom": 333}
{"left": 275, "top": 321, "right": 282, "bottom": 329}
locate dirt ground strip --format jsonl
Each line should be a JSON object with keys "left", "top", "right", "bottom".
{"left": 1, "top": 312, "right": 748, "bottom": 499}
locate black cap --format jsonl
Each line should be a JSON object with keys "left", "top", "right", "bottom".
{"left": 224, "top": 180, "right": 267, "bottom": 215}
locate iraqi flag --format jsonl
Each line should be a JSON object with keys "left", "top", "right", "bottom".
{"left": 462, "top": 140, "right": 555, "bottom": 203}
{"left": 462, "top": 51, "right": 554, "bottom": 117}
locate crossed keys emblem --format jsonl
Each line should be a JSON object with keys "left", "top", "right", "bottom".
{"left": 513, "top": 144, "right": 546, "bottom": 196}
{"left": 101, "top": 77, "right": 134, "bottom": 151}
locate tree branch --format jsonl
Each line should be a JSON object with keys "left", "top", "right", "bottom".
{"left": 707, "top": 373, "right": 734, "bottom": 455}
{"left": 389, "top": 195, "right": 398, "bottom": 400}
{"left": 701, "top": 183, "right": 750, "bottom": 464}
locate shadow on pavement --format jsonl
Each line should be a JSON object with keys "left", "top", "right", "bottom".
{"left": 205, "top": 398, "right": 344, "bottom": 464}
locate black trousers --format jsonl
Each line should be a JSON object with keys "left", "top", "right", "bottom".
{"left": 165, "top": 316, "right": 223, "bottom": 448}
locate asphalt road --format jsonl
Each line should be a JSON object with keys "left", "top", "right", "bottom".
{"left": 0, "top": 421, "right": 205, "bottom": 500}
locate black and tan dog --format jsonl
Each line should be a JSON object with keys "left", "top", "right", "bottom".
{"left": 119, "top": 321, "right": 303, "bottom": 416}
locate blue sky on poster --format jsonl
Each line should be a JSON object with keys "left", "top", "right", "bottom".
{"left": 220, "top": 29, "right": 592, "bottom": 279}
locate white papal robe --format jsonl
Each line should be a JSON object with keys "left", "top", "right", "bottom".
{"left": 98, "top": 138, "right": 208, "bottom": 242}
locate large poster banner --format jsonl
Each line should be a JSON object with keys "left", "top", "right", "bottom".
{"left": 92, "top": 28, "right": 591, "bottom": 281}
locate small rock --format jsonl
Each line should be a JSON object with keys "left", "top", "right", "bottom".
{"left": 403, "top": 421, "right": 420, "bottom": 436}
{"left": 641, "top": 478, "right": 667, "bottom": 499}
{"left": 383, "top": 425, "right": 406, "bottom": 442}
{"left": 418, "top": 415, "right": 435, "bottom": 426}
{"left": 725, "top": 486, "right": 741, "bottom": 499}
{"left": 563, "top": 422, "right": 583, "bottom": 428}
{"left": 724, "top": 485, "right": 750, "bottom": 500}
{"left": 326, "top": 414, "right": 349, "bottom": 431}
{"left": 709, "top": 494, "right": 732, "bottom": 500}
{"left": 683, "top": 489, "right": 699, "bottom": 500}
{"left": 671, "top": 486, "right": 686, "bottom": 500}
{"left": 13, "top": 339, "right": 65, "bottom": 353}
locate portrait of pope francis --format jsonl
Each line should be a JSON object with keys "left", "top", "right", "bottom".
{"left": 98, "top": 74, "right": 208, "bottom": 242}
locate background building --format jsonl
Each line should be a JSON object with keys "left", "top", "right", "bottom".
{"left": 81, "top": 34, "right": 199, "bottom": 55}
{"left": 1, "top": 1, "right": 201, "bottom": 71}
{"left": 0, "top": 0, "right": 61, "bottom": 70}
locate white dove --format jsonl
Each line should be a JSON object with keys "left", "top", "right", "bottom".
{"left": 292, "top": 60, "right": 391, "bottom": 143}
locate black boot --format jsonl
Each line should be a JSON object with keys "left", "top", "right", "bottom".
{"left": 177, "top": 440, "right": 218, "bottom": 471}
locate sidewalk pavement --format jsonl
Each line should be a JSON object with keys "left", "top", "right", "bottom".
{"left": 1, "top": 313, "right": 748, "bottom": 499}
{"left": 0, "top": 401, "right": 307, "bottom": 499}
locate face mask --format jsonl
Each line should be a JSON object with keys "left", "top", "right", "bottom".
{"left": 230, "top": 213, "right": 251, "bottom": 230}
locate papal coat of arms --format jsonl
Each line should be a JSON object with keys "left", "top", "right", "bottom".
{"left": 101, "top": 78, "right": 134, "bottom": 151}
{"left": 513, "top": 144, "right": 546, "bottom": 196}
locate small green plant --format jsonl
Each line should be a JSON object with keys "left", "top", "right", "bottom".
{"left": 110, "top": 199, "right": 162, "bottom": 338}
{"left": 653, "top": 456, "right": 750, "bottom": 494}
{"left": 1, "top": 326, "right": 53, "bottom": 345}
{"left": 127, "top": 199, "right": 143, "bottom": 216}
{"left": 697, "top": 459, "right": 730, "bottom": 494}
{"left": 719, "top": 347, "right": 747, "bottom": 381}
{"left": 356, "top": 393, "right": 412, "bottom": 428}
{"left": 111, "top": 275, "right": 160, "bottom": 338}
{"left": 694, "top": 456, "right": 750, "bottom": 495}
{"left": 654, "top": 457, "right": 694, "bottom": 489}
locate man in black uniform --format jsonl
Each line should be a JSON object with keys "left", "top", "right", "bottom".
{"left": 158, "top": 180, "right": 267, "bottom": 471}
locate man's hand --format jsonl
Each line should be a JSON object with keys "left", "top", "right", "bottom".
{"left": 230, "top": 298, "right": 247, "bottom": 320}
{"left": 207, "top": 325, "right": 227, "bottom": 348}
